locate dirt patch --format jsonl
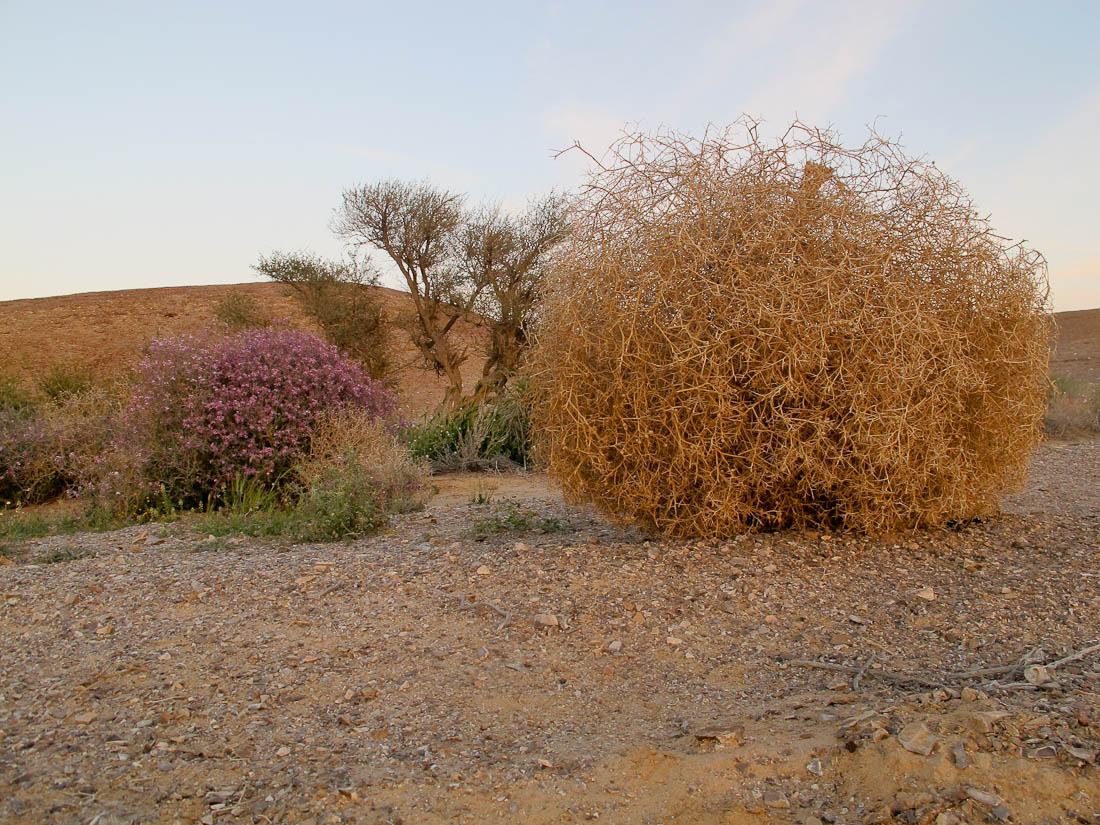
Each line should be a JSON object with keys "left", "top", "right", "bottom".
{"left": 1, "top": 440, "right": 1098, "bottom": 824}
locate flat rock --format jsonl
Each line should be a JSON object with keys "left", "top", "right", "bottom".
{"left": 897, "top": 722, "right": 937, "bottom": 756}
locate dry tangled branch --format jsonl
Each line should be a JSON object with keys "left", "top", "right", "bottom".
{"left": 530, "top": 121, "right": 1052, "bottom": 537}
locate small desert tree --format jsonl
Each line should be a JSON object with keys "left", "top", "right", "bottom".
{"left": 461, "top": 195, "right": 568, "bottom": 398}
{"left": 333, "top": 180, "right": 565, "bottom": 411}
{"left": 333, "top": 180, "right": 475, "bottom": 412}
{"left": 253, "top": 251, "right": 390, "bottom": 380}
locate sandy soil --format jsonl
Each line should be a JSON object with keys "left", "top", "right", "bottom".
{"left": 0, "top": 283, "right": 487, "bottom": 416}
{"left": 1052, "top": 308, "right": 1100, "bottom": 383}
{"left": 1, "top": 440, "right": 1098, "bottom": 825}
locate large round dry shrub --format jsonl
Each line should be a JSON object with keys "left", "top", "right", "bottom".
{"left": 530, "top": 123, "right": 1051, "bottom": 536}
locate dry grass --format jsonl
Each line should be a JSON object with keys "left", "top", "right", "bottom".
{"left": 297, "top": 408, "right": 430, "bottom": 513}
{"left": 531, "top": 121, "right": 1052, "bottom": 536}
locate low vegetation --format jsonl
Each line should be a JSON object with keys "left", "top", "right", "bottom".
{"left": 0, "top": 328, "right": 428, "bottom": 546}
{"left": 467, "top": 497, "right": 568, "bottom": 539}
{"left": 532, "top": 121, "right": 1052, "bottom": 536}
{"left": 405, "top": 382, "right": 533, "bottom": 471}
{"left": 1046, "top": 376, "right": 1100, "bottom": 435}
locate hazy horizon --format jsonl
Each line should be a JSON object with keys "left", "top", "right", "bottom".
{"left": 3, "top": 0, "right": 1098, "bottom": 311}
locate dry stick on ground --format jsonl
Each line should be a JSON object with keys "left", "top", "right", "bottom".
{"left": 852, "top": 652, "right": 877, "bottom": 691}
{"left": 789, "top": 640, "right": 1100, "bottom": 693}
{"left": 446, "top": 594, "right": 512, "bottom": 632}
{"left": 784, "top": 658, "right": 946, "bottom": 690}
{"left": 1050, "top": 641, "right": 1100, "bottom": 669}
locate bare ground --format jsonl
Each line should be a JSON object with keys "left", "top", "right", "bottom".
{"left": 1, "top": 440, "right": 1099, "bottom": 825}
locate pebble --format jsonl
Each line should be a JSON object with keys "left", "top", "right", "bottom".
{"left": 762, "top": 789, "right": 789, "bottom": 809}
{"left": 806, "top": 759, "right": 823, "bottom": 776}
{"left": 1064, "top": 744, "right": 1096, "bottom": 763}
{"left": 604, "top": 640, "right": 622, "bottom": 653}
{"left": 533, "top": 614, "right": 559, "bottom": 629}
{"left": 897, "top": 722, "right": 937, "bottom": 756}
{"left": 476, "top": 565, "right": 491, "bottom": 576}
{"left": 1024, "top": 664, "right": 1052, "bottom": 685}
{"left": 965, "top": 787, "right": 1001, "bottom": 807}
{"left": 916, "top": 586, "right": 935, "bottom": 601}
{"left": 968, "top": 711, "right": 1009, "bottom": 733}
{"left": 666, "top": 637, "right": 683, "bottom": 646}
{"left": 952, "top": 740, "right": 967, "bottom": 768}
{"left": 1026, "top": 744, "right": 1057, "bottom": 759}
{"left": 742, "top": 793, "right": 765, "bottom": 814}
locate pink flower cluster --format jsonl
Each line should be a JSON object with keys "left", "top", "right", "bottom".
{"left": 126, "top": 328, "right": 394, "bottom": 503}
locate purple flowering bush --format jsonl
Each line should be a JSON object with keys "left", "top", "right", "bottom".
{"left": 125, "top": 328, "right": 395, "bottom": 507}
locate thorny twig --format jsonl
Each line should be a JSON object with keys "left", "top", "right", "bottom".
{"left": 788, "top": 640, "right": 1100, "bottom": 695}
{"left": 447, "top": 594, "right": 511, "bottom": 632}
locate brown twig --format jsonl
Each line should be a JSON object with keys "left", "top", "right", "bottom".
{"left": 451, "top": 597, "right": 511, "bottom": 632}
{"left": 1049, "top": 641, "right": 1100, "bottom": 669}
{"left": 784, "top": 658, "right": 946, "bottom": 689}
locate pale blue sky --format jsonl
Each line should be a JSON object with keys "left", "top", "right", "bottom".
{"left": 2, "top": 0, "right": 1098, "bottom": 310}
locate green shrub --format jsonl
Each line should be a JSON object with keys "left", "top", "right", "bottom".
{"left": 0, "top": 376, "right": 35, "bottom": 412}
{"left": 37, "top": 365, "right": 94, "bottom": 402}
{"left": 213, "top": 290, "right": 271, "bottom": 331}
{"left": 468, "top": 498, "right": 568, "bottom": 539}
{"left": 406, "top": 384, "right": 532, "bottom": 471}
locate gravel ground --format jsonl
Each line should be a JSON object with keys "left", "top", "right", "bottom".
{"left": 1, "top": 440, "right": 1098, "bottom": 825}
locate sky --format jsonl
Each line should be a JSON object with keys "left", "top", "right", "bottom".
{"left": 1, "top": 0, "right": 1098, "bottom": 311}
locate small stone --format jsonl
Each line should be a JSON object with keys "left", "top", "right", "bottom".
{"left": 763, "top": 614, "right": 778, "bottom": 624}
{"left": 952, "top": 740, "right": 968, "bottom": 768}
{"left": 848, "top": 614, "right": 866, "bottom": 624}
{"left": 990, "top": 805, "right": 1012, "bottom": 822}
{"left": 1077, "top": 709, "right": 1091, "bottom": 727}
{"left": 964, "top": 787, "right": 1001, "bottom": 807}
{"left": 897, "top": 722, "right": 937, "bottom": 756}
{"left": 968, "top": 711, "right": 1010, "bottom": 733}
{"left": 1026, "top": 744, "right": 1057, "bottom": 759}
{"left": 275, "top": 746, "right": 291, "bottom": 757}
{"left": 513, "top": 542, "right": 528, "bottom": 553}
{"left": 74, "top": 711, "right": 96, "bottom": 725}
{"left": 742, "top": 792, "right": 765, "bottom": 814}
{"left": 476, "top": 565, "right": 491, "bottom": 576}
{"left": 916, "top": 586, "right": 935, "bottom": 601}
{"left": 1023, "top": 664, "right": 1052, "bottom": 685}
{"left": 1064, "top": 744, "right": 1096, "bottom": 763}
{"left": 762, "top": 790, "right": 789, "bottom": 809}
{"left": 934, "top": 814, "right": 960, "bottom": 825}
{"left": 863, "top": 806, "right": 893, "bottom": 824}
{"left": 604, "top": 640, "right": 622, "bottom": 653}
{"left": 806, "top": 759, "right": 823, "bottom": 776}
{"left": 763, "top": 563, "right": 778, "bottom": 573}
{"left": 666, "top": 637, "right": 683, "bottom": 646}
{"left": 533, "top": 614, "right": 559, "bottom": 629}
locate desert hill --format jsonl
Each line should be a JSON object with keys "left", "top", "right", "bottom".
{"left": 1052, "top": 306, "right": 1100, "bottom": 382}
{"left": 1, "top": 283, "right": 1096, "bottom": 412}
{"left": 0, "top": 282, "right": 487, "bottom": 415}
